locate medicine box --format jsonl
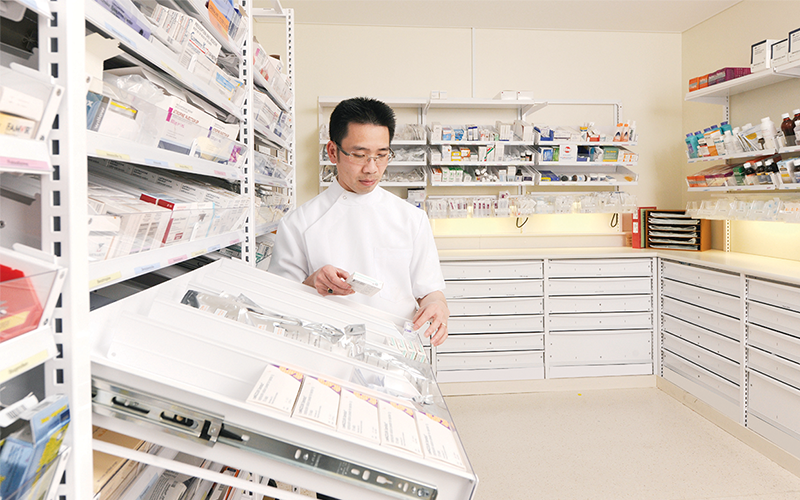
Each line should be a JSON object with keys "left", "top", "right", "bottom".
{"left": 751, "top": 39, "right": 779, "bottom": 72}
{"left": 772, "top": 39, "right": 789, "bottom": 68}
{"left": 790, "top": 28, "right": 800, "bottom": 63}
{"left": 689, "top": 77, "right": 699, "bottom": 92}
{"left": 698, "top": 74, "right": 709, "bottom": 89}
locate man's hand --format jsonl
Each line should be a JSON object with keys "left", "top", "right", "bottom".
{"left": 414, "top": 291, "right": 449, "bottom": 347}
{"left": 304, "top": 265, "right": 355, "bottom": 296}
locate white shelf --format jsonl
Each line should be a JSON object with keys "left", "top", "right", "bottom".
{"left": 774, "top": 58, "right": 800, "bottom": 78}
{"left": 538, "top": 141, "right": 638, "bottom": 147}
{"left": 320, "top": 180, "right": 427, "bottom": 188}
{"left": 685, "top": 70, "right": 797, "bottom": 104}
{"left": 254, "top": 174, "right": 292, "bottom": 188}
{"left": 6, "top": 0, "right": 51, "bottom": 18}
{"left": 254, "top": 71, "right": 291, "bottom": 112}
{"left": 169, "top": 0, "right": 244, "bottom": 59}
{"left": 427, "top": 98, "right": 535, "bottom": 110}
{"left": 538, "top": 161, "right": 638, "bottom": 168}
{"left": 536, "top": 164, "right": 638, "bottom": 186}
{"left": 780, "top": 145, "right": 800, "bottom": 155}
{"left": 87, "top": 131, "right": 244, "bottom": 181}
{"left": 0, "top": 135, "right": 51, "bottom": 174}
{"left": 255, "top": 122, "right": 291, "bottom": 150}
{"left": 85, "top": 0, "right": 244, "bottom": 121}
{"left": 431, "top": 161, "right": 537, "bottom": 167}
{"left": 687, "top": 149, "right": 777, "bottom": 164}
{"left": 430, "top": 140, "right": 534, "bottom": 146}
{"left": 430, "top": 180, "right": 535, "bottom": 187}
{"left": 687, "top": 185, "right": 778, "bottom": 192}
{"left": 0, "top": 325, "right": 58, "bottom": 384}
{"left": 88, "top": 230, "right": 244, "bottom": 290}
{"left": 318, "top": 96, "right": 428, "bottom": 108}
{"left": 255, "top": 221, "right": 280, "bottom": 236}
{"left": 319, "top": 161, "right": 425, "bottom": 167}
{"left": 391, "top": 139, "right": 427, "bottom": 146}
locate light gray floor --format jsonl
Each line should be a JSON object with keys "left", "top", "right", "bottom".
{"left": 445, "top": 387, "right": 800, "bottom": 500}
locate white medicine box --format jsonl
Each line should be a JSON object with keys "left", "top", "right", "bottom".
{"left": 559, "top": 144, "right": 578, "bottom": 163}
{"left": 789, "top": 28, "right": 800, "bottom": 63}
{"left": 771, "top": 39, "right": 789, "bottom": 68}
{"left": 752, "top": 39, "right": 779, "bottom": 72}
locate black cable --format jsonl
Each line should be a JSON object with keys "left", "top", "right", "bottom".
{"left": 610, "top": 213, "right": 619, "bottom": 228}
{"left": 516, "top": 217, "right": 529, "bottom": 228}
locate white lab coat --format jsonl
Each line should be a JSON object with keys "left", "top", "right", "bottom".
{"left": 268, "top": 179, "right": 445, "bottom": 319}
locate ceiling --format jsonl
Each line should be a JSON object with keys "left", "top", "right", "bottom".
{"left": 259, "top": 0, "right": 741, "bottom": 33}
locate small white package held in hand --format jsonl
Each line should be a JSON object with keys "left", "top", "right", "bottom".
{"left": 346, "top": 272, "right": 383, "bottom": 296}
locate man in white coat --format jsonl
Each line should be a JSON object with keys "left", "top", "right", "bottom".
{"left": 268, "top": 97, "right": 450, "bottom": 347}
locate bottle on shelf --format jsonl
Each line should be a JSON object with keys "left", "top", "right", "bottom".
{"left": 765, "top": 159, "right": 780, "bottom": 185}
{"left": 720, "top": 121, "right": 733, "bottom": 135}
{"left": 685, "top": 133, "right": 698, "bottom": 158}
{"left": 761, "top": 117, "right": 777, "bottom": 150}
{"left": 781, "top": 113, "right": 795, "bottom": 148}
{"left": 723, "top": 130, "right": 737, "bottom": 154}
{"left": 744, "top": 162, "right": 756, "bottom": 185}
{"left": 754, "top": 161, "right": 768, "bottom": 185}
{"left": 730, "top": 127, "right": 745, "bottom": 153}
{"left": 696, "top": 130, "right": 709, "bottom": 157}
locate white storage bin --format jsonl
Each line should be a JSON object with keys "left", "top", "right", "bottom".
{"left": 661, "top": 260, "right": 740, "bottom": 296}
{"left": 662, "top": 278, "right": 741, "bottom": 319}
{"left": 662, "top": 297, "right": 741, "bottom": 341}
{"left": 748, "top": 301, "right": 800, "bottom": 339}
{"left": 749, "top": 347, "right": 800, "bottom": 391}
{"left": 444, "top": 279, "right": 543, "bottom": 299}
{"left": 548, "top": 312, "right": 652, "bottom": 331}
{"left": 748, "top": 322, "right": 800, "bottom": 365}
{"left": 547, "top": 294, "right": 652, "bottom": 314}
{"left": 748, "top": 278, "right": 800, "bottom": 315}
{"left": 448, "top": 297, "right": 543, "bottom": 316}
{"left": 547, "top": 277, "right": 652, "bottom": 296}
{"left": 440, "top": 260, "right": 543, "bottom": 280}
{"left": 438, "top": 333, "right": 544, "bottom": 353}
{"left": 447, "top": 315, "right": 544, "bottom": 334}
{"left": 547, "top": 330, "right": 652, "bottom": 366}
{"left": 547, "top": 258, "right": 652, "bottom": 278}
{"left": 663, "top": 333, "right": 740, "bottom": 385}
{"left": 436, "top": 350, "right": 544, "bottom": 371}
{"left": 662, "top": 314, "right": 740, "bottom": 362}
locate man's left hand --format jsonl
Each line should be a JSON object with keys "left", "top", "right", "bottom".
{"left": 414, "top": 291, "right": 449, "bottom": 347}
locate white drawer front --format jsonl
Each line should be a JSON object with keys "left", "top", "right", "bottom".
{"left": 438, "top": 333, "right": 544, "bottom": 353}
{"left": 663, "top": 333, "right": 740, "bottom": 385}
{"left": 662, "top": 314, "right": 740, "bottom": 363}
{"left": 449, "top": 297, "right": 543, "bottom": 316}
{"left": 748, "top": 301, "right": 800, "bottom": 339}
{"left": 663, "top": 351, "right": 740, "bottom": 402}
{"left": 547, "top": 258, "right": 652, "bottom": 278}
{"left": 548, "top": 294, "right": 652, "bottom": 314}
{"left": 448, "top": 315, "right": 544, "bottom": 334}
{"left": 748, "top": 278, "right": 800, "bottom": 315}
{"left": 662, "top": 278, "right": 741, "bottom": 319}
{"left": 440, "top": 260, "right": 543, "bottom": 280}
{"left": 548, "top": 277, "right": 652, "bottom": 296}
{"left": 749, "top": 347, "right": 800, "bottom": 391}
{"left": 444, "top": 279, "right": 543, "bottom": 299}
{"left": 661, "top": 260, "right": 740, "bottom": 297}
{"left": 662, "top": 297, "right": 741, "bottom": 342}
{"left": 548, "top": 330, "right": 652, "bottom": 365}
{"left": 548, "top": 312, "right": 652, "bottom": 331}
{"left": 749, "top": 371, "right": 800, "bottom": 440}
{"left": 748, "top": 323, "right": 800, "bottom": 366}
{"left": 436, "top": 350, "right": 544, "bottom": 371}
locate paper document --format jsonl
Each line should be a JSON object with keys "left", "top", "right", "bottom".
{"left": 337, "top": 389, "right": 380, "bottom": 443}
{"left": 416, "top": 411, "right": 465, "bottom": 469}
{"left": 378, "top": 400, "right": 422, "bottom": 456}
{"left": 246, "top": 364, "right": 303, "bottom": 414}
{"left": 292, "top": 376, "right": 341, "bottom": 428}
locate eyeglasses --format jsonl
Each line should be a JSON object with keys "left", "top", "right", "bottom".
{"left": 335, "top": 143, "right": 395, "bottom": 166}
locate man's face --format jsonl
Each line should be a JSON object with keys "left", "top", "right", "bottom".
{"left": 328, "top": 122, "right": 390, "bottom": 194}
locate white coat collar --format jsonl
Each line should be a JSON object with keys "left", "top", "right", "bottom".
{"left": 330, "top": 177, "right": 384, "bottom": 205}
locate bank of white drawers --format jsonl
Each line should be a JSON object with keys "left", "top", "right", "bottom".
{"left": 546, "top": 258, "right": 654, "bottom": 378}
{"left": 660, "top": 260, "right": 742, "bottom": 422}
{"left": 438, "top": 260, "right": 545, "bottom": 382}
{"left": 746, "top": 277, "right": 800, "bottom": 457}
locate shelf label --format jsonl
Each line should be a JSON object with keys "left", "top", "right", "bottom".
{"left": 105, "top": 22, "right": 136, "bottom": 49}
{"left": 168, "top": 255, "right": 188, "bottom": 265}
{"left": 145, "top": 158, "right": 169, "bottom": 168}
{"left": 89, "top": 271, "right": 122, "bottom": 289}
{"left": 208, "top": 244, "right": 221, "bottom": 252}
{"left": 96, "top": 150, "right": 130, "bottom": 161}
{"left": 0, "top": 312, "right": 30, "bottom": 333}
{"left": 191, "top": 250, "right": 206, "bottom": 257}
{"left": 214, "top": 170, "right": 227, "bottom": 177}
{"left": 175, "top": 163, "right": 193, "bottom": 171}
{"left": 190, "top": 83, "right": 209, "bottom": 97}
{"left": 229, "top": 238, "right": 241, "bottom": 245}
{"left": 1, "top": 350, "right": 50, "bottom": 383}
{"left": 160, "top": 62, "right": 183, "bottom": 79}
{"left": 134, "top": 263, "right": 161, "bottom": 275}
{"left": 0, "top": 156, "right": 50, "bottom": 172}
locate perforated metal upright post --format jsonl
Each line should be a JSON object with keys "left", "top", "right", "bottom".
{"left": 39, "top": 1, "right": 92, "bottom": 498}
{"left": 240, "top": 0, "right": 256, "bottom": 265}
{"left": 286, "top": 9, "right": 296, "bottom": 210}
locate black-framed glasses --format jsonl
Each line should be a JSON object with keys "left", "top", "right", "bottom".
{"left": 334, "top": 142, "right": 395, "bottom": 166}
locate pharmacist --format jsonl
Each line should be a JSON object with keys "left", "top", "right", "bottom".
{"left": 269, "top": 97, "right": 449, "bottom": 346}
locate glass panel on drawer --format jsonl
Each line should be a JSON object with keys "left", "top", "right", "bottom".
{"left": 663, "top": 333, "right": 740, "bottom": 385}
{"left": 662, "top": 297, "right": 741, "bottom": 342}
{"left": 548, "top": 312, "right": 652, "bottom": 331}
{"left": 548, "top": 294, "right": 652, "bottom": 314}
{"left": 748, "top": 301, "right": 800, "bottom": 339}
{"left": 548, "top": 330, "right": 652, "bottom": 365}
{"left": 438, "top": 333, "right": 544, "bottom": 353}
{"left": 436, "top": 350, "right": 543, "bottom": 371}
{"left": 661, "top": 260, "right": 740, "bottom": 297}
{"left": 443, "top": 279, "right": 543, "bottom": 299}
{"left": 748, "top": 278, "right": 800, "bottom": 315}
{"left": 440, "top": 260, "right": 543, "bottom": 280}
{"left": 662, "top": 278, "right": 741, "bottom": 319}
{"left": 448, "top": 315, "right": 544, "bottom": 334}
{"left": 749, "top": 347, "right": 800, "bottom": 391}
{"left": 749, "top": 371, "right": 800, "bottom": 440}
{"left": 748, "top": 323, "right": 800, "bottom": 365}
{"left": 547, "top": 258, "right": 652, "bottom": 278}
{"left": 662, "top": 314, "right": 740, "bottom": 363}
{"left": 449, "top": 297, "right": 543, "bottom": 316}
{"left": 547, "top": 277, "right": 652, "bottom": 296}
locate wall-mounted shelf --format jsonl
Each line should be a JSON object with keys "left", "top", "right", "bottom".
{"left": 538, "top": 161, "right": 638, "bottom": 168}
{"left": 539, "top": 141, "right": 638, "bottom": 147}
{"left": 0, "top": 135, "right": 52, "bottom": 174}
{"left": 431, "top": 140, "right": 534, "bottom": 147}
{"left": 254, "top": 71, "right": 291, "bottom": 112}
{"left": 687, "top": 148, "right": 778, "bottom": 164}
{"left": 431, "top": 161, "right": 536, "bottom": 167}
{"left": 685, "top": 70, "right": 796, "bottom": 105}
{"left": 537, "top": 165, "right": 638, "bottom": 186}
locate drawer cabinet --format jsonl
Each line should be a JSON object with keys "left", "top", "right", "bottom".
{"left": 438, "top": 333, "right": 544, "bottom": 354}
{"left": 548, "top": 277, "right": 652, "bottom": 296}
{"left": 548, "top": 330, "right": 652, "bottom": 366}
{"left": 444, "top": 279, "right": 543, "bottom": 299}
{"left": 448, "top": 297, "right": 543, "bottom": 316}
{"left": 662, "top": 278, "right": 741, "bottom": 318}
{"left": 448, "top": 315, "right": 544, "bottom": 334}
{"left": 547, "top": 258, "right": 652, "bottom": 277}
{"left": 662, "top": 260, "right": 740, "bottom": 296}
{"left": 662, "top": 297, "right": 740, "bottom": 342}
{"left": 748, "top": 371, "right": 800, "bottom": 452}
{"left": 441, "top": 260, "right": 543, "bottom": 280}
{"left": 748, "top": 300, "right": 800, "bottom": 339}
{"left": 662, "top": 314, "right": 739, "bottom": 362}
{"left": 436, "top": 350, "right": 544, "bottom": 371}
{"left": 663, "top": 333, "right": 740, "bottom": 385}
{"left": 547, "top": 294, "right": 652, "bottom": 314}
{"left": 748, "top": 278, "right": 800, "bottom": 314}
{"left": 549, "top": 312, "right": 653, "bottom": 331}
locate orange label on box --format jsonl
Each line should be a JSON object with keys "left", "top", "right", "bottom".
{"left": 208, "top": 2, "right": 231, "bottom": 39}
{"left": 0, "top": 311, "right": 29, "bottom": 332}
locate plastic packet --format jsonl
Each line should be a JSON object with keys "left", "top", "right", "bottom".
{"left": 180, "top": 290, "right": 249, "bottom": 323}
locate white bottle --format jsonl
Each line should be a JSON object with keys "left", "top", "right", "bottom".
{"left": 723, "top": 130, "right": 737, "bottom": 154}
{"left": 731, "top": 127, "right": 744, "bottom": 153}
{"left": 761, "top": 117, "right": 777, "bottom": 150}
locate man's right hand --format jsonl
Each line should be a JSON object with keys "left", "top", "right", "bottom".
{"left": 304, "top": 265, "right": 355, "bottom": 296}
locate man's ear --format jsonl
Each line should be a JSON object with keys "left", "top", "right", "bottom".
{"left": 326, "top": 141, "right": 338, "bottom": 164}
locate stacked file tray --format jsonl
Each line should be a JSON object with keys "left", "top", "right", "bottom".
{"left": 646, "top": 210, "right": 710, "bottom": 251}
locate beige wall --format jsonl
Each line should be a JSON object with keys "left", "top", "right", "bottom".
{"left": 682, "top": 1, "right": 800, "bottom": 258}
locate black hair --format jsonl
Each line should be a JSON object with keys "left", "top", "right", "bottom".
{"left": 329, "top": 97, "right": 396, "bottom": 145}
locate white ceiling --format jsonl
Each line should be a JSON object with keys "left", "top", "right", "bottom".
{"left": 258, "top": 0, "right": 741, "bottom": 33}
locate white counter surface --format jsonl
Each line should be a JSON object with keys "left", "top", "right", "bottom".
{"left": 438, "top": 247, "right": 800, "bottom": 287}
